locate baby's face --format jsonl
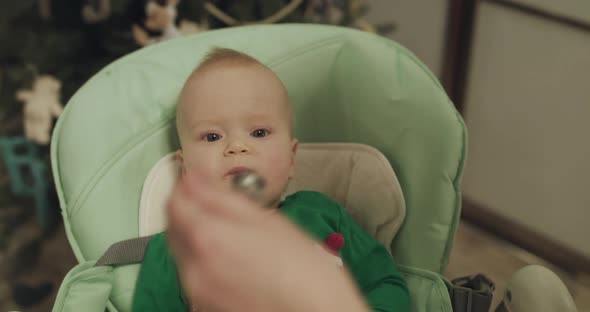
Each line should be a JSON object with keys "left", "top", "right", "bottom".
{"left": 177, "top": 63, "right": 297, "bottom": 206}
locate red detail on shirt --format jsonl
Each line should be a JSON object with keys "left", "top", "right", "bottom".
{"left": 325, "top": 232, "right": 345, "bottom": 252}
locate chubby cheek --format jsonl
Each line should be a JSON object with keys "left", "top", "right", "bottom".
{"left": 263, "top": 149, "right": 293, "bottom": 188}
{"left": 181, "top": 150, "right": 221, "bottom": 181}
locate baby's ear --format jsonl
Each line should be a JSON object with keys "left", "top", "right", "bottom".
{"left": 288, "top": 139, "right": 298, "bottom": 178}
{"left": 175, "top": 149, "right": 186, "bottom": 174}
{"left": 291, "top": 138, "right": 298, "bottom": 154}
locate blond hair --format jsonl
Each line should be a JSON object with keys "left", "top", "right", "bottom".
{"left": 176, "top": 48, "right": 292, "bottom": 145}
{"left": 193, "top": 47, "right": 266, "bottom": 74}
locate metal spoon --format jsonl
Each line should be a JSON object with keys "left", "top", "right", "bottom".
{"left": 231, "top": 172, "right": 266, "bottom": 203}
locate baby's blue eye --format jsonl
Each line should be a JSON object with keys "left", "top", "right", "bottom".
{"left": 206, "top": 133, "right": 221, "bottom": 142}
{"left": 251, "top": 129, "right": 268, "bottom": 138}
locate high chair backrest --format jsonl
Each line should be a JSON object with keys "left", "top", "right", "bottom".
{"left": 51, "top": 24, "right": 466, "bottom": 312}
{"left": 138, "top": 143, "right": 407, "bottom": 253}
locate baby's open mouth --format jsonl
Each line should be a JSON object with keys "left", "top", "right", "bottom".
{"left": 225, "top": 166, "right": 253, "bottom": 177}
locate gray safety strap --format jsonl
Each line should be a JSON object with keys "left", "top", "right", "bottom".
{"left": 95, "top": 235, "right": 153, "bottom": 266}
{"left": 449, "top": 274, "right": 495, "bottom": 312}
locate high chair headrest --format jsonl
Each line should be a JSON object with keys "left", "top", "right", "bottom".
{"left": 139, "top": 143, "right": 405, "bottom": 252}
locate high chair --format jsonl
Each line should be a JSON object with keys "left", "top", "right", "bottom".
{"left": 50, "top": 24, "right": 577, "bottom": 312}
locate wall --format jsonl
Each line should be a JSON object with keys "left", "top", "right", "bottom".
{"left": 462, "top": 2, "right": 590, "bottom": 258}
{"left": 365, "top": 0, "right": 449, "bottom": 78}
{"left": 503, "top": 0, "right": 590, "bottom": 25}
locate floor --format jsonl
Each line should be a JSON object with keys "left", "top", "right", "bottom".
{"left": 1, "top": 220, "right": 589, "bottom": 311}
{"left": 446, "top": 221, "right": 590, "bottom": 311}
{"left": 0, "top": 220, "right": 77, "bottom": 312}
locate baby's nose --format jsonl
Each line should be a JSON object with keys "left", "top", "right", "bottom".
{"left": 224, "top": 142, "right": 250, "bottom": 155}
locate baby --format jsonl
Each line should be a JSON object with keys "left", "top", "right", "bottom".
{"left": 132, "top": 48, "right": 410, "bottom": 311}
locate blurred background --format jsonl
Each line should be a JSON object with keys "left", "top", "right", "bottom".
{"left": 0, "top": 0, "right": 588, "bottom": 311}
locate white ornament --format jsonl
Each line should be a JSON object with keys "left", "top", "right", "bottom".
{"left": 15, "top": 75, "right": 64, "bottom": 145}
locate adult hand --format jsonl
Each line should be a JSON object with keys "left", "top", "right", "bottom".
{"left": 166, "top": 172, "right": 369, "bottom": 312}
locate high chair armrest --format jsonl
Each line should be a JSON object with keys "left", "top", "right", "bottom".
{"left": 398, "top": 265, "right": 453, "bottom": 312}
{"left": 52, "top": 261, "right": 113, "bottom": 312}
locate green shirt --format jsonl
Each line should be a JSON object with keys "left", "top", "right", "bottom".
{"left": 133, "top": 191, "right": 410, "bottom": 311}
